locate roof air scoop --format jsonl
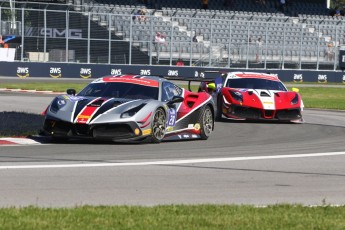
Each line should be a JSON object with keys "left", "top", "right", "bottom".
{"left": 89, "top": 99, "right": 105, "bottom": 107}
{"left": 260, "top": 91, "right": 271, "bottom": 97}
{"left": 112, "top": 101, "right": 122, "bottom": 107}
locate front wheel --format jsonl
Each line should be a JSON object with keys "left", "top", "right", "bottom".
{"left": 199, "top": 105, "right": 214, "bottom": 140}
{"left": 151, "top": 108, "right": 167, "bottom": 143}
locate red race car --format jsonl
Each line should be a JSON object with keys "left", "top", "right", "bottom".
{"left": 213, "top": 72, "right": 304, "bottom": 123}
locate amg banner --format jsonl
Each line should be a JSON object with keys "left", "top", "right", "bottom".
{"left": 25, "top": 27, "right": 82, "bottom": 39}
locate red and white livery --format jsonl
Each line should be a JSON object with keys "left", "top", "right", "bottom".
{"left": 215, "top": 72, "right": 304, "bottom": 122}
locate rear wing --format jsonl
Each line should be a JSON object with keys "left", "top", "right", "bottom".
{"left": 164, "top": 70, "right": 227, "bottom": 92}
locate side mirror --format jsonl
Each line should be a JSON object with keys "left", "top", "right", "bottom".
{"left": 66, "top": 89, "right": 76, "bottom": 95}
{"left": 167, "top": 96, "right": 184, "bottom": 105}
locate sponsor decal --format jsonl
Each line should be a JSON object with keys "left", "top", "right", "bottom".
{"left": 103, "top": 77, "right": 159, "bottom": 87}
{"left": 80, "top": 68, "right": 92, "bottom": 79}
{"left": 65, "top": 95, "right": 85, "bottom": 102}
{"left": 142, "top": 129, "right": 151, "bottom": 135}
{"left": 167, "top": 108, "right": 177, "bottom": 126}
{"left": 167, "top": 70, "right": 179, "bottom": 76}
{"left": 194, "top": 123, "right": 200, "bottom": 131}
{"left": 111, "top": 69, "right": 122, "bottom": 75}
{"left": 188, "top": 124, "right": 194, "bottom": 129}
{"left": 57, "top": 100, "right": 66, "bottom": 106}
{"left": 49, "top": 67, "right": 62, "bottom": 78}
{"left": 318, "top": 74, "right": 327, "bottom": 84}
{"left": 166, "top": 126, "right": 174, "bottom": 132}
{"left": 215, "top": 77, "right": 223, "bottom": 93}
{"left": 194, "top": 71, "right": 199, "bottom": 77}
{"left": 140, "top": 69, "right": 151, "bottom": 75}
{"left": 16, "top": 67, "right": 29, "bottom": 78}
{"left": 293, "top": 74, "right": 303, "bottom": 83}
{"left": 342, "top": 55, "right": 345, "bottom": 62}
{"left": 263, "top": 101, "right": 273, "bottom": 104}
{"left": 77, "top": 115, "right": 90, "bottom": 119}
{"left": 342, "top": 75, "right": 345, "bottom": 84}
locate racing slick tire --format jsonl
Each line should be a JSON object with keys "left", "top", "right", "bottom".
{"left": 199, "top": 105, "right": 214, "bottom": 140}
{"left": 151, "top": 108, "right": 167, "bottom": 143}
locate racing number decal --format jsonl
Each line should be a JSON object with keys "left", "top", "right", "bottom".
{"left": 167, "top": 108, "right": 177, "bottom": 126}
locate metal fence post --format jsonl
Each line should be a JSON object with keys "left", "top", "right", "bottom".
{"left": 108, "top": 13, "right": 111, "bottom": 64}
{"left": 44, "top": 9, "right": 47, "bottom": 62}
{"left": 66, "top": 10, "right": 69, "bottom": 62}
{"left": 21, "top": 7, "right": 24, "bottom": 62}
{"left": 264, "top": 21, "right": 268, "bottom": 69}
{"left": 227, "top": 20, "right": 232, "bottom": 68}
{"left": 129, "top": 14, "right": 132, "bottom": 65}
{"left": 87, "top": 11, "right": 90, "bottom": 63}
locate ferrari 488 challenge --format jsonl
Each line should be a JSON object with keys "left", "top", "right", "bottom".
{"left": 213, "top": 72, "right": 304, "bottom": 122}
{"left": 42, "top": 75, "right": 215, "bottom": 143}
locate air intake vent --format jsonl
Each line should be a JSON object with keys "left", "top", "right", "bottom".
{"left": 260, "top": 91, "right": 271, "bottom": 97}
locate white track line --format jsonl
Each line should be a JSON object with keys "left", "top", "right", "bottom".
{"left": 1, "top": 151, "right": 345, "bottom": 170}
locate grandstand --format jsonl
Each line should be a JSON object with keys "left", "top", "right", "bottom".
{"left": 0, "top": 0, "right": 343, "bottom": 70}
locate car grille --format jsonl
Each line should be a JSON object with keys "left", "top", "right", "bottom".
{"left": 44, "top": 119, "right": 137, "bottom": 139}
{"left": 276, "top": 109, "right": 301, "bottom": 120}
{"left": 92, "top": 124, "right": 135, "bottom": 139}
{"left": 233, "top": 106, "right": 261, "bottom": 119}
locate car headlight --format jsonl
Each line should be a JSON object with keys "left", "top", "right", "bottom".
{"left": 291, "top": 93, "right": 299, "bottom": 105}
{"left": 50, "top": 97, "right": 67, "bottom": 113}
{"left": 121, "top": 103, "right": 146, "bottom": 118}
{"left": 229, "top": 90, "right": 243, "bottom": 103}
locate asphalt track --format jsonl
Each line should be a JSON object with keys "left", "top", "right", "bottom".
{"left": 0, "top": 91, "right": 345, "bottom": 207}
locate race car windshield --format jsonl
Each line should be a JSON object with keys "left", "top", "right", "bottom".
{"left": 78, "top": 82, "right": 159, "bottom": 100}
{"left": 226, "top": 78, "right": 287, "bottom": 91}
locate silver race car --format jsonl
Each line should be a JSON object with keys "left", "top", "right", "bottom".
{"left": 42, "top": 75, "right": 215, "bottom": 143}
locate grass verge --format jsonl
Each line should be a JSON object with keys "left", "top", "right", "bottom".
{"left": 1, "top": 82, "right": 345, "bottom": 110}
{"left": 0, "top": 205, "right": 344, "bottom": 229}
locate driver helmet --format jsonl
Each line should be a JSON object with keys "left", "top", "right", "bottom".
{"left": 207, "top": 82, "right": 216, "bottom": 93}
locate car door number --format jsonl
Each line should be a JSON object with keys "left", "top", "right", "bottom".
{"left": 167, "top": 108, "right": 176, "bottom": 126}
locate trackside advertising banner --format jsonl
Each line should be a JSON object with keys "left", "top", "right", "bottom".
{"left": 0, "top": 61, "right": 344, "bottom": 83}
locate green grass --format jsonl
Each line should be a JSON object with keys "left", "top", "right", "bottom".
{"left": 0, "top": 205, "right": 345, "bottom": 230}
{"left": 1, "top": 82, "right": 345, "bottom": 110}
{"left": 290, "top": 87, "right": 345, "bottom": 110}
{"left": 0, "top": 82, "right": 86, "bottom": 93}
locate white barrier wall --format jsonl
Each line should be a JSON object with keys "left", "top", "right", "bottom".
{"left": 0, "top": 48, "right": 16, "bottom": 62}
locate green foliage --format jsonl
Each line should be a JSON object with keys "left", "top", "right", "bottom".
{"left": 0, "top": 205, "right": 345, "bottom": 230}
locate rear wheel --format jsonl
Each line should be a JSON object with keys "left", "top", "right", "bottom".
{"left": 199, "top": 105, "right": 214, "bottom": 140}
{"left": 151, "top": 108, "right": 166, "bottom": 143}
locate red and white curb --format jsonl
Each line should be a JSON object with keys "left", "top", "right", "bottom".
{"left": 0, "top": 137, "right": 43, "bottom": 146}
{"left": 0, "top": 88, "right": 64, "bottom": 94}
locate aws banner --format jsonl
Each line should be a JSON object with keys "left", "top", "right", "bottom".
{"left": 0, "top": 61, "right": 344, "bottom": 83}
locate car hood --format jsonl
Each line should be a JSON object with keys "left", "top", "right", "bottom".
{"left": 47, "top": 95, "right": 151, "bottom": 124}
{"left": 229, "top": 88, "right": 301, "bottom": 110}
